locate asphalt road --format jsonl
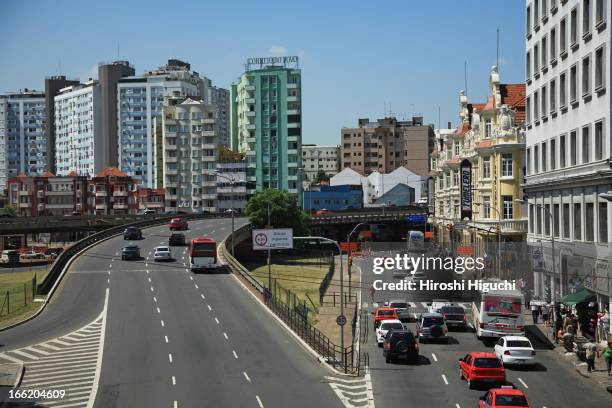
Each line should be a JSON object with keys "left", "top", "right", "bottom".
{"left": 357, "top": 251, "right": 612, "bottom": 408}
{"left": 0, "top": 218, "right": 343, "bottom": 408}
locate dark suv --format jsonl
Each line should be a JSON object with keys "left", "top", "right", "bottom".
{"left": 440, "top": 306, "right": 468, "bottom": 331}
{"left": 123, "top": 226, "right": 142, "bottom": 240}
{"left": 382, "top": 329, "right": 419, "bottom": 364}
{"left": 169, "top": 232, "right": 186, "bottom": 246}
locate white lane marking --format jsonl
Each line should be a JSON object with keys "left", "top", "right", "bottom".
{"left": 200, "top": 294, "right": 205, "bottom": 300}
{"left": 156, "top": 307, "right": 161, "bottom": 314}
{"left": 87, "top": 287, "right": 110, "bottom": 408}
{"left": 189, "top": 276, "right": 193, "bottom": 281}
{"left": 109, "top": 264, "right": 112, "bottom": 268}
{"left": 518, "top": 377, "right": 529, "bottom": 388}
{"left": 148, "top": 277, "right": 151, "bottom": 283}
{"left": 256, "top": 395, "right": 264, "bottom": 408}
{"left": 146, "top": 270, "right": 150, "bottom": 274}
{"left": 107, "top": 271, "right": 110, "bottom": 275}
{"left": 174, "top": 400, "right": 178, "bottom": 408}
{"left": 172, "top": 376, "right": 176, "bottom": 385}
{"left": 107, "top": 279, "right": 110, "bottom": 284}
{"left": 233, "top": 350, "right": 238, "bottom": 359}
{"left": 194, "top": 284, "right": 199, "bottom": 289}
{"left": 185, "top": 268, "right": 189, "bottom": 273}
{"left": 207, "top": 305, "right": 212, "bottom": 311}
{"left": 441, "top": 374, "right": 448, "bottom": 385}
{"left": 456, "top": 404, "right": 461, "bottom": 408}
{"left": 431, "top": 353, "right": 438, "bottom": 362}
{"left": 223, "top": 332, "right": 228, "bottom": 340}
{"left": 153, "top": 296, "right": 157, "bottom": 302}
{"left": 168, "top": 353, "right": 173, "bottom": 363}
{"left": 150, "top": 286, "right": 154, "bottom": 292}
{"left": 164, "top": 335, "right": 169, "bottom": 343}
{"left": 115, "top": 252, "right": 118, "bottom": 256}
{"left": 243, "top": 371, "right": 251, "bottom": 382}
{"left": 214, "top": 317, "right": 219, "bottom": 324}
{"left": 161, "top": 320, "right": 165, "bottom": 327}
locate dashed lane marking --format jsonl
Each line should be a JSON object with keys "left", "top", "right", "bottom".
{"left": 431, "top": 353, "right": 438, "bottom": 362}
{"left": 256, "top": 395, "right": 264, "bottom": 408}
{"left": 441, "top": 374, "right": 448, "bottom": 385}
{"left": 233, "top": 350, "right": 238, "bottom": 359}
{"left": 223, "top": 332, "right": 228, "bottom": 340}
{"left": 172, "top": 376, "right": 176, "bottom": 386}
{"left": 518, "top": 378, "right": 529, "bottom": 388}
{"left": 243, "top": 371, "right": 251, "bottom": 382}
{"left": 0, "top": 289, "right": 109, "bottom": 408}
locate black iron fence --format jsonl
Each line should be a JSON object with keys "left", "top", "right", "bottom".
{"left": 318, "top": 255, "right": 335, "bottom": 304}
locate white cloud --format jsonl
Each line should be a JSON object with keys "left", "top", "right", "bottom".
{"left": 269, "top": 45, "right": 287, "bottom": 56}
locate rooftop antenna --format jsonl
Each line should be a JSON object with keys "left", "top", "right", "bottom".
{"left": 496, "top": 27, "right": 500, "bottom": 69}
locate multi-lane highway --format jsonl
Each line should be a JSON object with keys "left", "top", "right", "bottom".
{"left": 357, "top": 251, "right": 611, "bottom": 408}
{"left": 0, "top": 218, "right": 345, "bottom": 408}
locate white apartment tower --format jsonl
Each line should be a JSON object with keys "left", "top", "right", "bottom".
{"left": 302, "top": 144, "right": 340, "bottom": 182}
{"left": 161, "top": 97, "right": 218, "bottom": 213}
{"left": 524, "top": 0, "right": 611, "bottom": 307}
{"left": 54, "top": 81, "right": 103, "bottom": 176}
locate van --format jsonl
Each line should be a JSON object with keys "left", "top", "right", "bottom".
{"left": 407, "top": 230, "right": 425, "bottom": 252}
{"left": 1, "top": 250, "right": 20, "bottom": 264}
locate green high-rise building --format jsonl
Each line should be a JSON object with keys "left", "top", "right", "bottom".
{"left": 230, "top": 57, "right": 302, "bottom": 204}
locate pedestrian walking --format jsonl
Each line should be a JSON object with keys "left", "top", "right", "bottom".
{"left": 563, "top": 313, "right": 574, "bottom": 333}
{"left": 603, "top": 342, "right": 612, "bottom": 376}
{"left": 584, "top": 341, "right": 599, "bottom": 373}
{"left": 541, "top": 303, "right": 550, "bottom": 326}
{"left": 531, "top": 303, "right": 540, "bottom": 324}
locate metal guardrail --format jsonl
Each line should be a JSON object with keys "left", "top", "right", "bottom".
{"left": 310, "top": 210, "right": 424, "bottom": 225}
{"left": 37, "top": 213, "right": 221, "bottom": 295}
{"left": 220, "top": 225, "right": 366, "bottom": 375}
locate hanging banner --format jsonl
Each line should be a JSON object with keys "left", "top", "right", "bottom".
{"left": 460, "top": 159, "right": 472, "bottom": 220}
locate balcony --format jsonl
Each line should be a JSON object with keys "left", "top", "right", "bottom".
{"left": 113, "top": 203, "right": 128, "bottom": 210}
{"left": 245, "top": 124, "right": 256, "bottom": 130}
{"left": 468, "top": 219, "right": 528, "bottom": 234}
{"left": 18, "top": 202, "right": 30, "bottom": 208}
{"left": 246, "top": 111, "right": 256, "bottom": 117}
{"left": 287, "top": 123, "right": 300, "bottom": 128}
{"left": 144, "top": 202, "right": 164, "bottom": 208}
{"left": 95, "top": 203, "right": 108, "bottom": 210}
{"left": 286, "top": 109, "right": 300, "bottom": 115}
{"left": 287, "top": 83, "right": 298, "bottom": 89}
{"left": 201, "top": 193, "right": 217, "bottom": 200}
{"left": 165, "top": 144, "right": 177, "bottom": 150}
{"left": 45, "top": 203, "right": 74, "bottom": 209}
{"left": 165, "top": 169, "right": 178, "bottom": 175}
{"left": 113, "top": 190, "right": 128, "bottom": 197}
{"left": 245, "top": 85, "right": 255, "bottom": 91}
{"left": 202, "top": 180, "right": 217, "bottom": 187}
{"left": 203, "top": 118, "right": 215, "bottom": 124}
{"left": 245, "top": 98, "right": 255, "bottom": 104}
{"left": 287, "top": 135, "right": 299, "bottom": 142}
{"left": 287, "top": 149, "right": 298, "bottom": 155}
{"left": 95, "top": 191, "right": 108, "bottom": 197}
{"left": 165, "top": 156, "right": 177, "bottom": 163}
{"left": 165, "top": 182, "right": 177, "bottom": 188}
{"left": 18, "top": 190, "right": 31, "bottom": 196}
{"left": 202, "top": 131, "right": 215, "bottom": 137}
{"left": 287, "top": 96, "right": 298, "bottom": 102}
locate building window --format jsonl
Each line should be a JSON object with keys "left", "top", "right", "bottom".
{"left": 550, "top": 79, "right": 557, "bottom": 113}
{"left": 526, "top": 96, "right": 531, "bottom": 124}
{"left": 482, "top": 157, "right": 491, "bottom": 179}
{"left": 526, "top": 147, "right": 531, "bottom": 175}
{"left": 595, "top": 45, "right": 606, "bottom": 91}
{"left": 544, "top": 204, "right": 551, "bottom": 235}
{"left": 570, "top": 130, "right": 577, "bottom": 165}
{"left": 594, "top": 120, "right": 604, "bottom": 160}
{"left": 599, "top": 202, "right": 608, "bottom": 243}
{"left": 560, "top": 134, "right": 566, "bottom": 167}
{"left": 550, "top": 138, "right": 556, "bottom": 170}
{"left": 485, "top": 120, "right": 492, "bottom": 138}
{"left": 582, "top": 55, "right": 591, "bottom": 97}
{"left": 454, "top": 142, "right": 460, "bottom": 156}
{"left": 550, "top": 26, "right": 557, "bottom": 61}
{"left": 526, "top": 5, "right": 532, "bottom": 36}
{"left": 541, "top": 35, "right": 548, "bottom": 68}
{"left": 526, "top": 51, "right": 532, "bottom": 79}
{"left": 534, "top": 145, "right": 540, "bottom": 173}
{"left": 570, "top": 7, "right": 579, "bottom": 46}
{"left": 541, "top": 0, "right": 548, "bottom": 21}
{"left": 536, "top": 205, "right": 542, "bottom": 234}
{"left": 534, "top": 44, "right": 540, "bottom": 73}
{"left": 535, "top": 0, "right": 540, "bottom": 24}
{"left": 453, "top": 170, "right": 459, "bottom": 186}
{"left": 582, "top": 125, "right": 590, "bottom": 163}
{"left": 553, "top": 203, "right": 560, "bottom": 238}
{"left": 563, "top": 203, "right": 570, "bottom": 238}
{"left": 534, "top": 90, "right": 540, "bottom": 119}
{"left": 560, "top": 17, "right": 568, "bottom": 54}
{"left": 583, "top": 0, "right": 592, "bottom": 37}
{"left": 541, "top": 142, "right": 547, "bottom": 172}
{"left": 502, "top": 154, "right": 513, "bottom": 177}
{"left": 573, "top": 203, "right": 582, "bottom": 240}
{"left": 570, "top": 64, "right": 578, "bottom": 103}
{"left": 502, "top": 196, "right": 513, "bottom": 220}
{"left": 560, "top": 71, "right": 567, "bottom": 108}
{"left": 595, "top": 0, "right": 607, "bottom": 28}
{"left": 585, "top": 202, "right": 595, "bottom": 241}
{"left": 541, "top": 85, "right": 547, "bottom": 118}
{"left": 483, "top": 196, "right": 491, "bottom": 219}
{"left": 529, "top": 204, "right": 535, "bottom": 233}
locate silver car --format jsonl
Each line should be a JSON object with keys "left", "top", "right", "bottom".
{"left": 416, "top": 313, "right": 449, "bottom": 343}
{"left": 153, "top": 246, "right": 172, "bottom": 262}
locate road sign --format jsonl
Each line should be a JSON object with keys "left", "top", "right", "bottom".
{"left": 252, "top": 229, "right": 294, "bottom": 250}
{"left": 336, "top": 315, "right": 347, "bottom": 326}
{"left": 406, "top": 214, "right": 426, "bottom": 223}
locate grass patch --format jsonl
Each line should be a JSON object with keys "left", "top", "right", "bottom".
{"left": 248, "top": 256, "right": 331, "bottom": 323}
{"left": 0, "top": 268, "right": 50, "bottom": 328}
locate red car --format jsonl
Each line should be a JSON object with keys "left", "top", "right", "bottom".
{"left": 459, "top": 352, "right": 505, "bottom": 389}
{"left": 315, "top": 209, "right": 331, "bottom": 215}
{"left": 373, "top": 307, "right": 398, "bottom": 328}
{"left": 478, "top": 387, "right": 531, "bottom": 408}
{"left": 169, "top": 217, "right": 188, "bottom": 231}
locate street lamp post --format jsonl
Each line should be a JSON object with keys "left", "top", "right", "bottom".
{"left": 347, "top": 222, "right": 367, "bottom": 302}
{"left": 515, "top": 199, "right": 555, "bottom": 305}
{"left": 215, "top": 172, "right": 236, "bottom": 257}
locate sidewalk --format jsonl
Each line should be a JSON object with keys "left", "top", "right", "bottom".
{"left": 525, "top": 309, "right": 612, "bottom": 392}
{"left": 315, "top": 257, "right": 359, "bottom": 347}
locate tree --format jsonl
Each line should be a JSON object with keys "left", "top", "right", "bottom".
{"left": 314, "top": 170, "right": 330, "bottom": 184}
{"left": 0, "top": 206, "right": 17, "bottom": 217}
{"left": 245, "top": 189, "right": 309, "bottom": 235}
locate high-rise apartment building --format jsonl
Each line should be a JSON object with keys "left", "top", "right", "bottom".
{"left": 117, "top": 59, "right": 205, "bottom": 187}
{"left": 210, "top": 85, "right": 230, "bottom": 147}
{"left": 54, "top": 80, "right": 103, "bottom": 176}
{"left": 216, "top": 146, "right": 247, "bottom": 213}
{"left": 302, "top": 144, "right": 340, "bottom": 182}
{"left": 524, "top": 0, "right": 611, "bottom": 305}
{"left": 340, "top": 116, "right": 435, "bottom": 176}
{"left": 161, "top": 96, "right": 218, "bottom": 212}
{"left": 0, "top": 90, "right": 47, "bottom": 191}
{"left": 231, "top": 57, "right": 303, "bottom": 202}
{"left": 98, "top": 60, "right": 135, "bottom": 167}
{"left": 44, "top": 76, "right": 80, "bottom": 173}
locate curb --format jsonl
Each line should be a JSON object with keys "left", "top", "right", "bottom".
{"left": 13, "top": 363, "right": 24, "bottom": 389}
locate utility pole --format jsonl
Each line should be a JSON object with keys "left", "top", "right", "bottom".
{"left": 267, "top": 200, "right": 272, "bottom": 294}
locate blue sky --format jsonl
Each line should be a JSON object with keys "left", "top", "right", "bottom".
{"left": 0, "top": 0, "right": 525, "bottom": 145}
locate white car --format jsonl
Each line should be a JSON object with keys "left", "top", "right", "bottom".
{"left": 376, "top": 319, "right": 404, "bottom": 346}
{"left": 494, "top": 336, "right": 536, "bottom": 366}
{"left": 153, "top": 246, "right": 172, "bottom": 262}
{"left": 428, "top": 299, "right": 452, "bottom": 314}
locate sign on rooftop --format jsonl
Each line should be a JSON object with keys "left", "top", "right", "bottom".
{"left": 245, "top": 56, "right": 299, "bottom": 70}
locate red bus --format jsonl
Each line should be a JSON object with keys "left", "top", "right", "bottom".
{"left": 189, "top": 237, "right": 217, "bottom": 271}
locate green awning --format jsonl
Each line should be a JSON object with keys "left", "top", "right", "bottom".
{"left": 561, "top": 289, "right": 595, "bottom": 305}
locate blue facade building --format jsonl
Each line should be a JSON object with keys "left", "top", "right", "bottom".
{"left": 304, "top": 185, "right": 362, "bottom": 212}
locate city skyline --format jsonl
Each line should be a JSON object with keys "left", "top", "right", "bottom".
{"left": 0, "top": 0, "right": 526, "bottom": 144}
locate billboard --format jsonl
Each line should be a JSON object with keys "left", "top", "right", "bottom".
{"left": 252, "top": 229, "right": 294, "bottom": 250}
{"left": 460, "top": 159, "right": 472, "bottom": 220}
